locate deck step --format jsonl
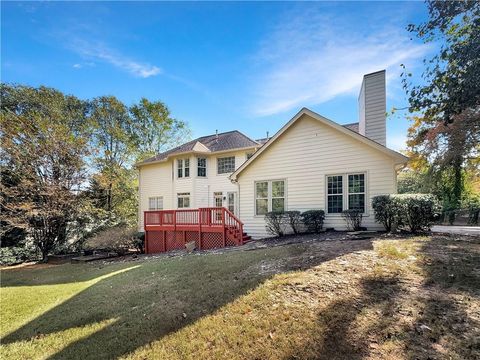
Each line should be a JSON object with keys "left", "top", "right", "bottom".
{"left": 242, "top": 235, "right": 251, "bottom": 241}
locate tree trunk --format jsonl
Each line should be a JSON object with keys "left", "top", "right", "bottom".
{"left": 452, "top": 156, "right": 463, "bottom": 209}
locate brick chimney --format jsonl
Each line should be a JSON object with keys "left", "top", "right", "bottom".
{"left": 358, "top": 70, "right": 386, "bottom": 146}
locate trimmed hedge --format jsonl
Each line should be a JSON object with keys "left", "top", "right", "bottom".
{"left": 372, "top": 194, "right": 440, "bottom": 233}
{"left": 264, "top": 209, "right": 325, "bottom": 236}
{"left": 284, "top": 211, "right": 302, "bottom": 234}
{"left": 301, "top": 210, "right": 325, "bottom": 233}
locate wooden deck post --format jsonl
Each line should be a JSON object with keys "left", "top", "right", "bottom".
{"left": 222, "top": 208, "right": 226, "bottom": 247}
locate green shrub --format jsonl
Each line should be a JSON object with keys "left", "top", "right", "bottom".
{"left": 265, "top": 211, "right": 286, "bottom": 237}
{"left": 372, "top": 195, "right": 397, "bottom": 231}
{"left": 301, "top": 210, "right": 325, "bottom": 233}
{"left": 284, "top": 211, "right": 302, "bottom": 234}
{"left": 465, "top": 197, "right": 480, "bottom": 225}
{"left": 341, "top": 209, "right": 363, "bottom": 231}
{"left": 372, "top": 194, "right": 440, "bottom": 233}
{"left": 0, "top": 247, "right": 39, "bottom": 266}
{"left": 394, "top": 194, "right": 441, "bottom": 232}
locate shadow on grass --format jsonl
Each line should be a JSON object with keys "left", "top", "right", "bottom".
{"left": 302, "top": 234, "right": 479, "bottom": 359}
{"left": 2, "top": 239, "right": 373, "bottom": 359}
{"left": 296, "top": 275, "right": 404, "bottom": 360}
{"left": 404, "top": 235, "right": 480, "bottom": 359}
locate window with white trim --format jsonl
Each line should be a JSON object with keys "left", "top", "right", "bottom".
{"left": 255, "top": 180, "right": 286, "bottom": 215}
{"left": 177, "top": 158, "right": 190, "bottom": 178}
{"left": 327, "top": 175, "right": 343, "bottom": 213}
{"left": 148, "top": 197, "right": 163, "bottom": 210}
{"left": 197, "top": 157, "right": 206, "bottom": 177}
{"left": 214, "top": 192, "right": 223, "bottom": 207}
{"left": 326, "top": 173, "right": 366, "bottom": 214}
{"left": 177, "top": 192, "right": 190, "bottom": 208}
{"left": 217, "top": 156, "right": 235, "bottom": 174}
{"left": 348, "top": 174, "right": 365, "bottom": 212}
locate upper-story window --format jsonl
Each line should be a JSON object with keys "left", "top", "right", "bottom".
{"left": 197, "top": 157, "right": 207, "bottom": 177}
{"left": 177, "top": 158, "right": 190, "bottom": 178}
{"left": 217, "top": 156, "right": 235, "bottom": 174}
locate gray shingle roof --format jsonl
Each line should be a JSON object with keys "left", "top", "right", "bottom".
{"left": 138, "top": 130, "right": 259, "bottom": 165}
{"left": 343, "top": 122, "right": 359, "bottom": 133}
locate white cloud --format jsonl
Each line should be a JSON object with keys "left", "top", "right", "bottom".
{"left": 71, "top": 39, "right": 161, "bottom": 78}
{"left": 250, "top": 11, "right": 430, "bottom": 116}
{"left": 73, "top": 63, "right": 82, "bottom": 69}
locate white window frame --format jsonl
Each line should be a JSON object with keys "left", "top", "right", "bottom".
{"left": 148, "top": 196, "right": 163, "bottom": 210}
{"left": 213, "top": 192, "right": 223, "bottom": 207}
{"left": 254, "top": 179, "right": 287, "bottom": 216}
{"left": 325, "top": 172, "right": 368, "bottom": 215}
{"left": 217, "top": 156, "right": 236, "bottom": 174}
{"left": 177, "top": 158, "right": 190, "bottom": 179}
{"left": 326, "top": 174, "right": 344, "bottom": 214}
{"left": 197, "top": 157, "right": 207, "bottom": 177}
{"left": 177, "top": 192, "right": 190, "bottom": 208}
{"left": 347, "top": 173, "right": 366, "bottom": 213}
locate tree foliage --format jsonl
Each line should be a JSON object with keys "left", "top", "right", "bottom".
{"left": 402, "top": 1, "right": 480, "bottom": 208}
{"left": 1, "top": 84, "right": 90, "bottom": 261}
{"left": 130, "top": 98, "right": 190, "bottom": 160}
{"left": 1, "top": 84, "right": 189, "bottom": 261}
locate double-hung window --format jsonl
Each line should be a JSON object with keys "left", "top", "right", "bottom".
{"left": 348, "top": 174, "right": 365, "bottom": 212}
{"left": 326, "top": 173, "right": 366, "bottom": 214}
{"left": 255, "top": 180, "right": 286, "bottom": 215}
{"left": 217, "top": 156, "right": 235, "bottom": 174}
{"left": 177, "top": 192, "right": 190, "bottom": 208}
{"left": 148, "top": 197, "right": 163, "bottom": 210}
{"left": 177, "top": 158, "right": 190, "bottom": 178}
{"left": 197, "top": 157, "right": 206, "bottom": 177}
{"left": 327, "top": 176, "right": 343, "bottom": 213}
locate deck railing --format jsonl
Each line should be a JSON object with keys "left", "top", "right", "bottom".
{"left": 144, "top": 207, "right": 244, "bottom": 253}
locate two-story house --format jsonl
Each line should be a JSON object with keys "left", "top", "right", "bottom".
{"left": 136, "top": 130, "right": 261, "bottom": 230}
{"left": 137, "top": 70, "right": 408, "bottom": 252}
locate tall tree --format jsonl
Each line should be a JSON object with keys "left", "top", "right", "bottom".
{"left": 402, "top": 0, "right": 480, "bottom": 208}
{"left": 0, "top": 84, "right": 90, "bottom": 261}
{"left": 89, "top": 96, "right": 135, "bottom": 216}
{"left": 129, "top": 98, "right": 190, "bottom": 160}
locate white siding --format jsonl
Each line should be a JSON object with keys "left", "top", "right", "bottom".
{"left": 138, "top": 150, "right": 251, "bottom": 231}
{"left": 358, "top": 70, "right": 386, "bottom": 146}
{"left": 138, "top": 161, "right": 173, "bottom": 231}
{"left": 236, "top": 114, "right": 396, "bottom": 238}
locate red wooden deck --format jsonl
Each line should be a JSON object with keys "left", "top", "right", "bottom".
{"left": 144, "top": 207, "right": 249, "bottom": 254}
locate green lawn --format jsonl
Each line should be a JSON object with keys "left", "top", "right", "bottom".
{"left": 1, "top": 234, "right": 479, "bottom": 359}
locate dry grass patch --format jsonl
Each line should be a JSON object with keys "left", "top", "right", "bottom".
{"left": 1, "top": 234, "right": 479, "bottom": 359}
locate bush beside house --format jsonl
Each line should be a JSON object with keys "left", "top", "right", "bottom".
{"left": 265, "top": 210, "right": 325, "bottom": 237}
{"left": 372, "top": 194, "right": 441, "bottom": 233}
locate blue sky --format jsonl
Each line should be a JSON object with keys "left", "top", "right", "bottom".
{"left": 2, "top": 1, "right": 432, "bottom": 151}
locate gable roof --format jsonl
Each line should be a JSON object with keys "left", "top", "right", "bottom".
{"left": 137, "top": 130, "right": 259, "bottom": 166}
{"left": 230, "top": 108, "right": 408, "bottom": 180}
